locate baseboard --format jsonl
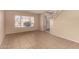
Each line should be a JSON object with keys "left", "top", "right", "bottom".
{"left": 49, "top": 32, "right": 79, "bottom": 44}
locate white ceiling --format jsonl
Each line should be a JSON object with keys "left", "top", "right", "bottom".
{"left": 27, "top": 10, "right": 47, "bottom": 14}
{"left": 27, "top": 10, "right": 59, "bottom": 14}
{"left": 18, "top": 10, "right": 58, "bottom": 14}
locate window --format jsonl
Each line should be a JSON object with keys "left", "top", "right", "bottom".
{"left": 15, "top": 15, "right": 34, "bottom": 27}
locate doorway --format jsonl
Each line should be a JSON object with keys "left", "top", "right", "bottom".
{"left": 45, "top": 16, "right": 50, "bottom": 32}
{"left": 45, "top": 15, "right": 53, "bottom": 33}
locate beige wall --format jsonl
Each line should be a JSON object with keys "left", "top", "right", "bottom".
{"left": 52, "top": 10, "right": 79, "bottom": 43}
{"left": 40, "top": 14, "right": 45, "bottom": 31}
{"left": 5, "top": 11, "right": 40, "bottom": 34}
{"left": 0, "top": 11, "right": 4, "bottom": 45}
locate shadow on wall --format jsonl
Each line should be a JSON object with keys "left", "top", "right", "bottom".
{"left": 0, "top": 11, "right": 4, "bottom": 45}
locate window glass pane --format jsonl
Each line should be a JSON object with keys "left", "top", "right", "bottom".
{"left": 15, "top": 16, "right": 34, "bottom": 27}
{"left": 15, "top": 16, "right": 21, "bottom": 27}
{"left": 31, "top": 16, "right": 34, "bottom": 23}
{"left": 30, "top": 16, "right": 34, "bottom": 27}
{"left": 21, "top": 16, "right": 26, "bottom": 27}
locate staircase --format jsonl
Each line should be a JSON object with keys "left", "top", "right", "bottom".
{"left": 53, "top": 10, "right": 63, "bottom": 19}
{"left": 45, "top": 10, "right": 63, "bottom": 19}
{"left": 40, "top": 10, "right": 63, "bottom": 32}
